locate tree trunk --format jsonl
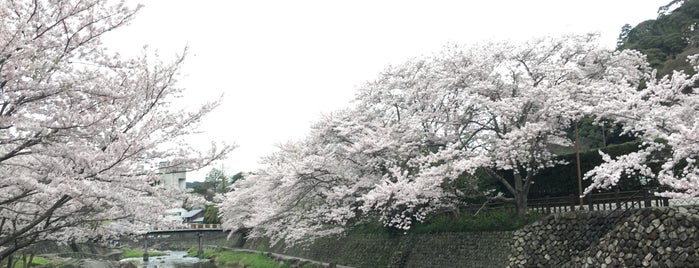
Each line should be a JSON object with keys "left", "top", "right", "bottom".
{"left": 0, "top": 195, "right": 71, "bottom": 249}
{"left": 514, "top": 190, "right": 528, "bottom": 219}
{"left": 485, "top": 168, "right": 529, "bottom": 219}
{"left": 513, "top": 171, "right": 529, "bottom": 219}
{"left": 26, "top": 253, "right": 34, "bottom": 268}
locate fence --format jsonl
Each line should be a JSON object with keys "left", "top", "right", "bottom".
{"left": 464, "top": 189, "right": 671, "bottom": 215}
{"left": 528, "top": 189, "right": 669, "bottom": 214}
{"left": 150, "top": 223, "right": 223, "bottom": 232}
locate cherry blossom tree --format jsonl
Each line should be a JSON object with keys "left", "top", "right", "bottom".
{"left": 221, "top": 111, "right": 390, "bottom": 245}
{"left": 469, "top": 35, "right": 648, "bottom": 217}
{"left": 585, "top": 56, "right": 699, "bottom": 198}
{"left": 356, "top": 34, "right": 649, "bottom": 219}
{"left": 352, "top": 49, "right": 497, "bottom": 227}
{"left": 0, "top": 0, "right": 232, "bottom": 259}
{"left": 220, "top": 34, "right": 650, "bottom": 244}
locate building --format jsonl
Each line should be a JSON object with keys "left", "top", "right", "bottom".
{"left": 157, "top": 161, "right": 186, "bottom": 191}
{"left": 182, "top": 208, "right": 205, "bottom": 223}
{"left": 163, "top": 207, "right": 188, "bottom": 222}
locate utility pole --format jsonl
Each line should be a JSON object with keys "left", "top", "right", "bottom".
{"left": 575, "top": 122, "right": 584, "bottom": 209}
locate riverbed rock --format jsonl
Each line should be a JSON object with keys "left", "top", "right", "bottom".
{"left": 79, "top": 259, "right": 111, "bottom": 268}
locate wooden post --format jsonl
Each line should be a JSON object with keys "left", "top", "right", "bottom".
{"left": 587, "top": 194, "right": 594, "bottom": 211}
{"left": 545, "top": 196, "right": 551, "bottom": 214}
{"left": 643, "top": 191, "right": 651, "bottom": 208}
{"left": 601, "top": 123, "right": 607, "bottom": 147}
{"left": 569, "top": 194, "right": 576, "bottom": 212}
{"left": 197, "top": 231, "right": 203, "bottom": 257}
{"left": 143, "top": 234, "right": 149, "bottom": 262}
{"left": 615, "top": 189, "right": 621, "bottom": 210}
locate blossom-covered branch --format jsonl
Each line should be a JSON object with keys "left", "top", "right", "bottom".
{"left": 0, "top": 0, "right": 233, "bottom": 258}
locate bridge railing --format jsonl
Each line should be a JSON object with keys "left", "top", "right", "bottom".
{"left": 150, "top": 223, "right": 223, "bottom": 231}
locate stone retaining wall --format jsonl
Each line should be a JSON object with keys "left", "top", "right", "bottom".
{"left": 138, "top": 205, "right": 699, "bottom": 267}
{"left": 243, "top": 231, "right": 513, "bottom": 268}
{"left": 508, "top": 206, "right": 699, "bottom": 267}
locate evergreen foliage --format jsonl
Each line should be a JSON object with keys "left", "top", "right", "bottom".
{"left": 619, "top": 0, "right": 699, "bottom": 76}
{"left": 475, "top": 141, "right": 659, "bottom": 199}
{"left": 203, "top": 205, "right": 222, "bottom": 224}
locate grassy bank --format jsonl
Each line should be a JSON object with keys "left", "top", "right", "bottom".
{"left": 189, "top": 248, "right": 301, "bottom": 268}
{"left": 1, "top": 248, "right": 165, "bottom": 267}
{"left": 121, "top": 247, "right": 166, "bottom": 258}
{"left": 1, "top": 256, "right": 70, "bottom": 268}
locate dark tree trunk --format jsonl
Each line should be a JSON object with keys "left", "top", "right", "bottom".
{"left": 0, "top": 195, "right": 72, "bottom": 260}
{"left": 486, "top": 167, "right": 530, "bottom": 219}
{"left": 514, "top": 191, "right": 528, "bottom": 219}
{"left": 513, "top": 170, "right": 530, "bottom": 219}
{"left": 25, "top": 253, "right": 34, "bottom": 268}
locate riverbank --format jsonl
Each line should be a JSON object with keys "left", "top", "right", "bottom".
{"left": 3, "top": 242, "right": 175, "bottom": 268}
{"left": 120, "top": 250, "right": 212, "bottom": 268}
{"left": 192, "top": 247, "right": 353, "bottom": 268}
{"left": 10, "top": 255, "right": 137, "bottom": 268}
{"left": 35, "top": 250, "right": 210, "bottom": 268}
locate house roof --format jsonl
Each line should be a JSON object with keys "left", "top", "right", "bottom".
{"left": 191, "top": 217, "right": 205, "bottom": 223}
{"left": 182, "top": 208, "right": 203, "bottom": 218}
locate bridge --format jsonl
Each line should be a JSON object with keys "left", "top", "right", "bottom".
{"left": 147, "top": 223, "right": 224, "bottom": 234}
{"left": 142, "top": 223, "right": 228, "bottom": 261}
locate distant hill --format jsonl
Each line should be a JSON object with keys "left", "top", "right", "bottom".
{"left": 618, "top": 0, "right": 699, "bottom": 77}
{"left": 186, "top": 181, "right": 203, "bottom": 189}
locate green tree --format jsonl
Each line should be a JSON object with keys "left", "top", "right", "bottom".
{"left": 229, "top": 172, "right": 244, "bottom": 185}
{"left": 204, "top": 168, "right": 229, "bottom": 194}
{"left": 203, "top": 205, "right": 221, "bottom": 224}
{"left": 617, "top": 23, "right": 632, "bottom": 50}
{"left": 192, "top": 169, "right": 245, "bottom": 201}
{"left": 619, "top": 0, "right": 699, "bottom": 76}
{"left": 191, "top": 183, "right": 213, "bottom": 201}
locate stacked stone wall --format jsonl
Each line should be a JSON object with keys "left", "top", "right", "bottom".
{"left": 134, "top": 205, "right": 699, "bottom": 267}
{"left": 243, "top": 231, "right": 513, "bottom": 268}
{"left": 508, "top": 206, "right": 699, "bottom": 267}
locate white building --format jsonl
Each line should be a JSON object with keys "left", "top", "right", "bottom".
{"left": 163, "top": 207, "right": 188, "bottom": 222}
{"left": 157, "top": 161, "right": 187, "bottom": 190}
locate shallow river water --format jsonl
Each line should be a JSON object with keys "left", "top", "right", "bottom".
{"left": 120, "top": 251, "right": 216, "bottom": 268}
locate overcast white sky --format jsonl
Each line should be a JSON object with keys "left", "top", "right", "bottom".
{"left": 103, "top": 0, "right": 669, "bottom": 181}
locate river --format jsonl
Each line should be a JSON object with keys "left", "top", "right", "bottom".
{"left": 120, "top": 251, "right": 216, "bottom": 268}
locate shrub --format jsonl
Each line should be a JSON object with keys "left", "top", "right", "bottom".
{"left": 409, "top": 210, "right": 539, "bottom": 234}
{"left": 349, "top": 209, "right": 539, "bottom": 235}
